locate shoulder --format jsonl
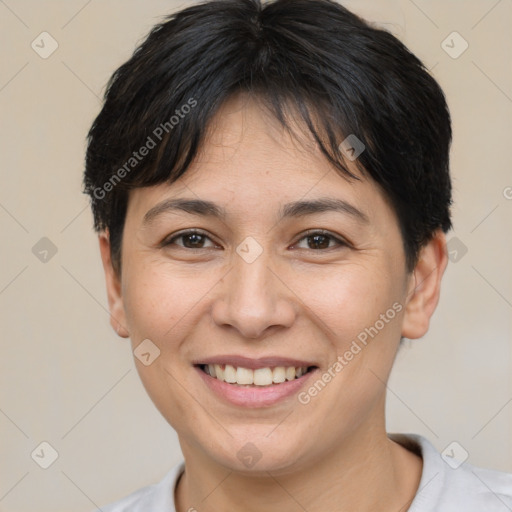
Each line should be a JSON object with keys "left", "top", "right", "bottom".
{"left": 438, "top": 460, "right": 512, "bottom": 510}
{"left": 91, "top": 461, "right": 185, "bottom": 512}
{"left": 389, "top": 433, "right": 512, "bottom": 511}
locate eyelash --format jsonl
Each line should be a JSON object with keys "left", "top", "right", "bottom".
{"left": 162, "top": 229, "right": 349, "bottom": 252}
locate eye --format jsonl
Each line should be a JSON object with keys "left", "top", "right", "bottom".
{"left": 292, "top": 230, "right": 349, "bottom": 251}
{"left": 162, "top": 229, "right": 218, "bottom": 249}
{"left": 162, "top": 229, "right": 349, "bottom": 252}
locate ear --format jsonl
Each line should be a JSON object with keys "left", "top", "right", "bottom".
{"left": 98, "top": 230, "right": 130, "bottom": 338}
{"left": 401, "top": 230, "right": 449, "bottom": 340}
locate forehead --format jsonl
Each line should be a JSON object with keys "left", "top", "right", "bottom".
{"left": 126, "top": 94, "right": 399, "bottom": 234}
{"left": 194, "top": 94, "right": 349, "bottom": 179}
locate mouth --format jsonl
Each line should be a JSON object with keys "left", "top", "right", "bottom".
{"left": 192, "top": 355, "right": 320, "bottom": 407}
{"left": 196, "top": 363, "right": 318, "bottom": 387}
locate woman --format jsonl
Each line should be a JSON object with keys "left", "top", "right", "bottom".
{"left": 84, "top": 0, "right": 512, "bottom": 510}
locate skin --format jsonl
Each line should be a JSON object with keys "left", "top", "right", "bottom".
{"left": 99, "top": 93, "right": 448, "bottom": 512}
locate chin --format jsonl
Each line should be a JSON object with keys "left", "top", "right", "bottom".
{"left": 204, "top": 428, "right": 311, "bottom": 475}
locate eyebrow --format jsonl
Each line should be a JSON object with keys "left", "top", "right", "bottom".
{"left": 142, "top": 197, "right": 370, "bottom": 226}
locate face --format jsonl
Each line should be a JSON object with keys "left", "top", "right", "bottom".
{"left": 100, "top": 94, "right": 446, "bottom": 475}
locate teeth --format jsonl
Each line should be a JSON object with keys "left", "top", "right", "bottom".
{"left": 224, "top": 364, "right": 237, "bottom": 383}
{"left": 214, "top": 364, "right": 224, "bottom": 380}
{"left": 286, "top": 367, "right": 296, "bottom": 381}
{"left": 253, "top": 368, "right": 273, "bottom": 386}
{"left": 272, "top": 366, "right": 286, "bottom": 383}
{"left": 204, "top": 364, "right": 309, "bottom": 386}
{"left": 236, "top": 366, "right": 254, "bottom": 385}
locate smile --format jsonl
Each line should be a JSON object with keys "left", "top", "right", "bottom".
{"left": 199, "top": 363, "right": 315, "bottom": 387}
{"left": 194, "top": 358, "right": 320, "bottom": 408}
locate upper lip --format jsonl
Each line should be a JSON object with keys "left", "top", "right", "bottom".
{"left": 193, "top": 355, "right": 318, "bottom": 370}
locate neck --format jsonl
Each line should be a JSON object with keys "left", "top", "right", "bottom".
{"left": 175, "top": 421, "right": 422, "bottom": 512}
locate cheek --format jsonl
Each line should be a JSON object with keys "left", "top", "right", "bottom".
{"left": 120, "top": 263, "right": 201, "bottom": 425}
{"left": 121, "top": 258, "right": 226, "bottom": 359}
{"left": 293, "top": 261, "right": 396, "bottom": 343}
{"left": 122, "top": 261, "right": 193, "bottom": 343}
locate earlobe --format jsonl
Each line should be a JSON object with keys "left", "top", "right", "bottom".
{"left": 98, "top": 231, "right": 130, "bottom": 338}
{"left": 401, "top": 230, "right": 449, "bottom": 340}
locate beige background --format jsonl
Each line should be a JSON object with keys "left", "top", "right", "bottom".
{"left": 0, "top": 1, "right": 511, "bottom": 511}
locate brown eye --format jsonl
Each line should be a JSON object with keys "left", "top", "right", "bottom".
{"left": 163, "top": 230, "right": 217, "bottom": 249}
{"left": 307, "top": 234, "right": 330, "bottom": 250}
{"left": 293, "top": 230, "right": 348, "bottom": 251}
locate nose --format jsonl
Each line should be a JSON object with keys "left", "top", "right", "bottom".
{"left": 210, "top": 244, "right": 297, "bottom": 339}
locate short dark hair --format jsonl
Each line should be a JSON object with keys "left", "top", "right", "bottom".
{"left": 84, "top": 0, "right": 452, "bottom": 275}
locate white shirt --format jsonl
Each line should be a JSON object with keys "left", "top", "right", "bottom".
{"left": 94, "top": 433, "right": 512, "bottom": 511}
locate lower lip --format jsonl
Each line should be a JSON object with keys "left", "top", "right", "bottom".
{"left": 195, "top": 366, "right": 318, "bottom": 408}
